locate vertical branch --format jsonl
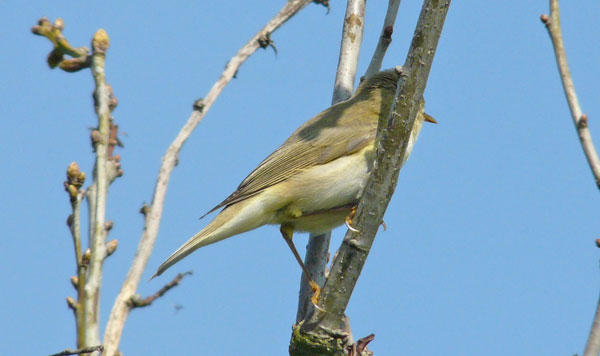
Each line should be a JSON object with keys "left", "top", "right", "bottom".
{"left": 364, "top": 0, "right": 401, "bottom": 77}
{"left": 83, "top": 29, "right": 111, "bottom": 352}
{"left": 102, "top": 2, "right": 314, "bottom": 355}
{"left": 65, "top": 162, "right": 87, "bottom": 348}
{"left": 298, "top": 0, "right": 366, "bottom": 323}
{"left": 540, "top": 0, "right": 600, "bottom": 189}
{"left": 292, "top": 1, "right": 450, "bottom": 354}
{"left": 331, "top": 0, "right": 366, "bottom": 104}
{"left": 65, "top": 163, "right": 85, "bottom": 276}
{"left": 33, "top": 19, "right": 114, "bottom": 351}
{"left": 313, "top": 0, "right": 449, "bottom": 331}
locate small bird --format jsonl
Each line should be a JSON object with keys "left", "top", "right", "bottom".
{"left": 154, "top": 68, "right": 435, "bottom": 305}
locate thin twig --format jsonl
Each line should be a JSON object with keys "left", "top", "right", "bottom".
{"left": 49, "top": 345, "right": 103, "bottom": 356}
{"left": 541, "top": 3, "right": 600, "bottom": 352}
{"left": 102, "top": 2, "right": 314, "bottom": 355}
{"left": 65, "top": 163, "right": 85, "bottom": 268}
{"left": 364, "top": 0, "right": 401, "bottom": 78}
{"left": 64, "top": 162, "right": 87, "bottom": 348}
{"left": 302, "top": 0, "right": 450, "bottom": 338}
{"left": 541, "top": 0, "right": 600, "bottom": 189}
{"left": 298, "top": 0, "right": 366, "bottom": 324}
{"left": 128, "top": 271, "right": 192, "bottom": 308}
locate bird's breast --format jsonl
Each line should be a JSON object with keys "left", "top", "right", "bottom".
{"left": 266, "top": 144, "right": 376, "bottom": 233}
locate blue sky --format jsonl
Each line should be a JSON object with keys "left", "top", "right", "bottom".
{"left": 2, "top": 1, "right": 600, "bottom": 355}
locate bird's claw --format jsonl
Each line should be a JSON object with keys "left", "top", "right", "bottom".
{"left": 345, "top": 219, "right": 360, "bottom": 232}
{"left": 344, "top": 206, "right": 360, "bottom": 233}
{"left": 309, "top": 280, "right": 325, "bottom": 312}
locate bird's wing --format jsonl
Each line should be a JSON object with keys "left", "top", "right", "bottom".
{"left": 201, "top": 121, "right": 376, "bottom": 217}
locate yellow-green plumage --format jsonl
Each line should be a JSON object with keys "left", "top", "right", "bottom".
{"left": 154, "top": 69, "right": 431, "bottom": 278}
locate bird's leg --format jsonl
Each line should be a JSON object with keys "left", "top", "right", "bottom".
{"left": 344, "top": 205, "right": 360, "bottom": 232}
{"left": 280, "top": 224, "right": 323, "bottom": 309}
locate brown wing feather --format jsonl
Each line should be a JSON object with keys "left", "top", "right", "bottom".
{"left": 201, "top": 122, "right": 375, "bottom": 218}
{"left": 199, "top": 70, "right": 398, "bottom": 218}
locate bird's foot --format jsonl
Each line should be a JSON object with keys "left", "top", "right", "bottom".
{"left": 344, "top": 205, "right": 359, "bottom": 232}
{"left": 309, "top": 280, "right": 325, "bottom": 312}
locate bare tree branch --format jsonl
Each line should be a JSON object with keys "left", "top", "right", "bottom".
{"left": 331, "top": 0, "right": 366, "bottom": 103}
{"left": 291, "top": 0, "right": 450, "bottom": 354}
{"left": 541, "top": 0, "right": 600, "bottom": 190}
{"left": 128, "top": 271, "right": 192, "bottom": 309}
{"left": 299, "top": 0, "right": 366, "bottom": 324}
{"left": 49, "top": 345, "right": 104, "bottom": 356}
{"left": 102, "top": 1, "right": 314, "bottom": 355}
{"left": 65, "top": 162, "right": 86, "bottom": 268}
{"left": 541, "top": 2, "right": 600, "bottom": 353}
{"left": 311, "top": 0, "right": 449, "bottom": 331}
{"left": 364, "top": 0, "right": 401, "bottom": 78}
{"left": 83, "top": 28, "right": 112, "bottom": 354}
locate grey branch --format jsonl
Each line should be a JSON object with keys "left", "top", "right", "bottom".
{"left": 49, "top": 345, "right": 104, "bottom": 356}
{"left": 541, "top": 0, "right": 600, "bottom": 189}
{"left": 364, "top": 0, "right": 401, "bottom": 78}
{"left": 299, "top": 0, "right": 366, "bottom": 324}
{"left": 331, "top": 0, "right": 366, "bottom": 104}
{"left": 102, "top": 2, "right": 314, "bottom": 355}
{"left": 292, "top": 0, "right": 450, "bottom": 354}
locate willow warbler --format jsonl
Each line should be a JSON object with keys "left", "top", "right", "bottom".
{"left": 154, "top": 68, "right": 435, "bottom": 304}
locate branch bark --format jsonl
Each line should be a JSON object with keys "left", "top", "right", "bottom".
{"left": 102, "top": 2, "right": 314, "bottom": 355}
{"left": 298, "top": 0, "right": 366, "bottom": 324}
{"left": 291, "top": 0, "right": 450, "bottom": 354}
{"left": 541, "top": 0, "right": 600, "bottom": 190}
{"left": 84, "top": 28, "right": 112, "bottom": 354}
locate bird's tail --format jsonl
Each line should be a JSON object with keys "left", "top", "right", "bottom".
{"left": 152, "top": 199, "right": 265, "bottom": 278}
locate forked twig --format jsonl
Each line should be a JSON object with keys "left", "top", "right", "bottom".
{"left": 128, "top": 271, "right": 193, "bottom": 308}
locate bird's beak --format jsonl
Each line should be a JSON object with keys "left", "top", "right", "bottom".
{"left": 424, "top": 113, "right": 437, "bottom": 124}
